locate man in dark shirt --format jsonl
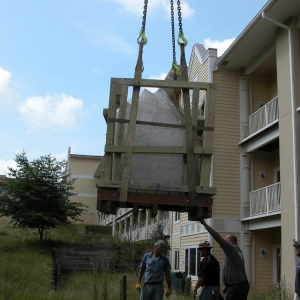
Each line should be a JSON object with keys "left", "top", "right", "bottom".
{"left": 192, "top": 240, "right": 220, "bottom": 300}
{"left": 294, "top": 240, "right": 300, "bottom": 299}
{"left": 200, "top": 219, "right": 249, "bottom": 300}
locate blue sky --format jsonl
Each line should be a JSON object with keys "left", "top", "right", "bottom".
{"left": 0, "top": 0, "right": 267, "bottom": 173}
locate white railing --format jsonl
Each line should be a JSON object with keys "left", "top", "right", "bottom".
{"left": 249, "top": 182, "right": 281, "bottom": 217}
{"left": 249, "top": 97, "right": 278, "bottom": 135}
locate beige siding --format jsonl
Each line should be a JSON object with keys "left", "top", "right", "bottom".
{"left": 252, "top": 72, "right": 278, "bottom": 113}
{"left": 213, "top": 69, "right": 241, "bottom": 217}
{"left": 253, "top": 227, "right": 281, "bottom": 293}
{"left": 252, "top": 150, "right": 280, "bottom": 190}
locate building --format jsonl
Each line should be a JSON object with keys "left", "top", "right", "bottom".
{"left": 171, "top": 0, "right": 300, "bottom": 295}
{"left": 66, "top": 147, "right": 102, "bottom": 224}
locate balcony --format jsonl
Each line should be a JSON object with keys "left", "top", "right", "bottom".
{"left": 249, "top": 96, "right": 278, "bottom": 135}
{"left": 249, "top": 182, "right": 281, "bottom": 217}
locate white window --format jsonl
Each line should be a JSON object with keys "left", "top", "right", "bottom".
{"left": 175, "top": 212, "right": 180, "bottom": 222}
{"left": 174, "top": 249, "right": 180, "bottom": 271}
{"left": 272, "top": 244, "right": 281, "bottom": 286}
{"left": 184, "top": 246, "right": 199, "bottom": 277}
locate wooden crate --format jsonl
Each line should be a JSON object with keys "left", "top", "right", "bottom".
{"left": 97, "top": 78, "right": 216, "bottom": 221}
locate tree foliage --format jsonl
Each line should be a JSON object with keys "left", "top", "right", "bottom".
{"left": 0, "top": 151, "right": 86, "bottom": 243}
{"left": 148, "top": 223, "right": 171, "bottom": 256}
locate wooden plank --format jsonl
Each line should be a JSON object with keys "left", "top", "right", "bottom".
{"left": 180, "top": 43, "right": 197, "bottom": 207}
{"left": 107, "top": 118, "right": 214, "bottom": 131}
{"left": 119, "top": 43, "right": 144, "bottom": 206}
{"left": 97, "top": 181, "right": 217, "bottom": 194}
{"left": 105, "top": 145, "right": 213, "bottom": 155}
{"left": 200, "top": 87, "right": 216, "bottom": 187}
{"left": 97, "top": 189, "right": 213, "bottom": 207}
{"left": 104, "top": 80, "right": 118, "bottom": 181}
{"left": 192, "top": 88, "right": 200, "bottom": 186}
{"left": 111, "top": 78, "right": 216, "bottom": 90}
{"left": 112, "top": 84, "right": 128, "bottom": 182}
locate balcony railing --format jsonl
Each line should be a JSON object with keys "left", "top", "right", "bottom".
{"left": 249, "top": 182, "right": 281, "bottom": 217}
{"left": 249, "top": 96, "right": 278, "bottom": 135}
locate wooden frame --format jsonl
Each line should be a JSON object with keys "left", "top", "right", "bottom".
{"left": 97, "top": 77, "right": 216, "bottom": 221}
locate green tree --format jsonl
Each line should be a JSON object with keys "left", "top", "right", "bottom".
{"left": 148, "top": 222, "right": 171, "bottom": 256}
{"left": 0, "top": 151, "right": 86, "bottom": 244}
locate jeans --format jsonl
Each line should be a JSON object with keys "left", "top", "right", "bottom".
{"left": 225, "top": 280, "right": 250, "bottom": 300}
{"left": 199, "top": 285, "right": 220, "bottom": 300}
{"left": 140, "top": 283, "right": 164, "bottom": 300}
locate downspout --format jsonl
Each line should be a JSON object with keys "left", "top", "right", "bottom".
{"left": 261, "top": 12, "right": 299, "bottom": 241}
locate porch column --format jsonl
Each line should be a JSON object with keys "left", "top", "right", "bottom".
{"left": 157, "top": 211, "right": 161, "bottom": 223}
{"left": 146, "top": 209, "right": 150, "bottom": 238}
{"left": 124, "top": 218, "right": 128, "bottom": 234}
{"left": 240, "top": 76, "right": 251, "bottom": 139}
{"left": 112, "top": 218, "right": 116, "bottom": 236}
{"left": 243, "top": 231, "right": 253, "bottom": 286}
{"left": 137, "top": 210, "right": 141, "bottom": 239}
{"left": 242, "top": 154, "right": 252, "bottom": 218}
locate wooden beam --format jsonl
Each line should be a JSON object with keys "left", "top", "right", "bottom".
{"left": 97, "top": 180, "right": 217, "bottom": 194}
{"left": 107, "top": 118, "right": 214, "bottom": 131}
{"left": 180, "top": 43, "right": 197, "bottom": 207}
{"left": 200, "top": 87, "right": 216, "bottom": 187}
{"left": 97, "top": 189, "right": 213, "bottom": 207}
{"left": 119, "top": 43, "right": 144, "bottom": 206}
{"left": 111, "top": 78, "right": 217, "bottom": 90}
{"left": 105, "top": 145, "right": 213, "bottom": 155}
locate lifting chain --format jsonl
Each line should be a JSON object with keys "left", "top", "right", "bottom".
{"left": 177, "top": 0, "right": 188, "bottom": 46}
{"left": 137, "top": 0, "right": 148, "bottom": 44}
{"left": 170, "top": 0, "right": 180, "bottom": 75}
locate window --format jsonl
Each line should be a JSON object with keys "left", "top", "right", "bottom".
{"left": 175, "top": 212, "right": 180, "bottom": 222}
{"left": 273, "top": 244, "right": 281, "bottom": 286}
{"left": 164, "top": 212, "right": 169, "bottom": 220}
{"left": 174, "top": 249, "right": 180, "bottom": 271}
{"left": 184, "top": 246, "right": 199, "bottom": 276}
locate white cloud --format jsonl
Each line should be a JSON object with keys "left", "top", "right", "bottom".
{"left": 18, "top": 93, "right": 85, "bottom": 130}
{"left": 0, "top": 67, "right": 20, "bottom": 109}
{"left": 109, "top": 0, "right": 195, "bottom": 19}
{"left": 204, "top": 38, "right": 236, "bottom": 57}
{"left": 0, "top": 159, "right": 17, "bottom": 175}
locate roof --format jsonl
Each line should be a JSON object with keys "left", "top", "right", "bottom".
{"left": 216, "top": 0, "right": 300, "bottom": 72}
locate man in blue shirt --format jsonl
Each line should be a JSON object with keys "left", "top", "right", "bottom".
{"left": 294, "top": 240, "right": 300, "bottom": 300}
{"left": 136, "top": 240, "right": 172, "bottom": 300}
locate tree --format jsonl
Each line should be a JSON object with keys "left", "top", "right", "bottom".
{"left": 0, "top": 151, "right": 86, "bottom": 244}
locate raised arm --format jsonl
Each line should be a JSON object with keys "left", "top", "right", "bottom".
{"left": 200, "top": 219, "right": 223, "bottom": 245}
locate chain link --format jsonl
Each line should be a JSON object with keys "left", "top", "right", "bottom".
{"left": 141, "top": 0, "right": 148, "bottom": 34}
{"left": 170, "top": 0, "right": 176, "bottom": 64}
{"left": 177, "top": 0, "right": 183, "bottom": 34}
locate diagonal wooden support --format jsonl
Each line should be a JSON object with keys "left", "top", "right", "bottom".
{"left": 180, "top": 43, "right": 197, "bottom": 207}
{"left": 119, "top": 43, "right": 144, "bottom": 207}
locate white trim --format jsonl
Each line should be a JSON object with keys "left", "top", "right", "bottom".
{"left": 272, "top": 244, "right": 281, "bottom": 286}
{"left": 74, "top": 193, "right": 97, "bottom": 197}
{"left": 71, "top": 174, "right": 96, "bottom": 179}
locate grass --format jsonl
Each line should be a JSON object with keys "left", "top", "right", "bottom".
{"left": 0, "top": 218, "right": 294, "bottom": 300}
{"left": 0, "top": 218, "right": 188, "bottom": 300}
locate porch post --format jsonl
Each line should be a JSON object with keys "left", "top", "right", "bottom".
{"left": 112, "top": 218, "right": 116, "bottom": 236}
{"left": 242, "top": 154, "right": 252, "bottom": 218}
{"left": 240, "top": 76, "right": 251, "bottom": 139}
{"left": 243, "top": 231, "right": 253, "bottom": 286}
{"left": 137, "top": 210, "right": 141, "bottom": 239}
